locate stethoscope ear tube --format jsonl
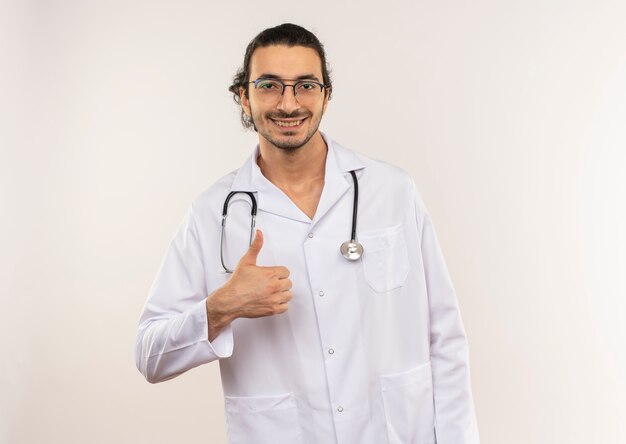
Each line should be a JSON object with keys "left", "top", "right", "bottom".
{"left": 222, "top": 191, "right": 257, "bottom": 217}
{"left": 220, "top": 215, "right": 232, "bottom": 273}
{"left": 220, "top": 191, "right": 258, "bottom": 273}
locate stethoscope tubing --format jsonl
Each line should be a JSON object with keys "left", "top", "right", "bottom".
{"left": 348, "top": 170, "right": 358, "bottom": 243}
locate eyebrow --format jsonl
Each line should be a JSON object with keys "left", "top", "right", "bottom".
{"left": 256, "top": 73, "right": 322, "bottom": 82}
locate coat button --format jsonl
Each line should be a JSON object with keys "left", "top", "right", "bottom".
{"left": 308, "top": 232, "right": 314, "bottom": 238}
{"left": 337, "top": 406, "right": 344, "bottom": 413}
{"left": 328, "top": 348, "right": 335, "bottom": 355}
{"left": 319, "top": 290, "right": 325, "bottom": 297}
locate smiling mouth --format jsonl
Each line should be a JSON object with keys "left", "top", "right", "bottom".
{"left": 270, "top": 117, "right": 306, "bottom": 128}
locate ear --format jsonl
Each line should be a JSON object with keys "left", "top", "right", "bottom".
{"left": 322, "top": 87, "right": 331, "bottom": 114}
{"left": 240, "top": 86, "right": 251, "bottom": 117}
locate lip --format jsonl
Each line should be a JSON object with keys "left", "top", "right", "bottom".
{"left": 270, "top": 117, "right": 307, "bottom": 130}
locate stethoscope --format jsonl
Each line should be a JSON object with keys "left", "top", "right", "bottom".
{"left": 220, "top": 170, "right": 363, "bottom": 273}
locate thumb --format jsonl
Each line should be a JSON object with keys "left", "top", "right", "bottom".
{"left": 239, "top": 229, "right": 263, "bottom": 266}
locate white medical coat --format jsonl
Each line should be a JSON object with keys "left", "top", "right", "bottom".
{"left": 135, "top": 133, "right": 480, "bottom": 444}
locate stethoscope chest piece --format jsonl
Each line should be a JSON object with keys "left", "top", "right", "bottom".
{"left": 340, "top": 240, "right": 363, "bottom": 261}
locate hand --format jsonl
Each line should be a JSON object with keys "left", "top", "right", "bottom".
{"left": 206, "top": 229, "right": 292, "bottom": 340}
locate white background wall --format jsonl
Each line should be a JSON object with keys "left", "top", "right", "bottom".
{"left": 1, "top": 0, "right": 625, "bottom": 443}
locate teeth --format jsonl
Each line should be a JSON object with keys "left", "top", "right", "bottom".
{"left": 274, "top": 119, "right": 303, "bottom": 127}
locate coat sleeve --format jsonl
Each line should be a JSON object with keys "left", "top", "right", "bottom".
{"left": 412, "top": 181, "right": 480, "bottom": 443}
{"left": 135, "top": 204, "right": 233, "bottom": 383}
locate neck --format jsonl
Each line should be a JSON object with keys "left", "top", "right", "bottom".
{"left": 256, "top": 131, "right": 327, "bottom": 187}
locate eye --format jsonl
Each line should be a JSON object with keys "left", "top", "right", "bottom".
{"left": 296, "top": 82, "right": 318, "bottom": 92}
{"left": 256, "top": 80, "right": 281, "bottom": 90}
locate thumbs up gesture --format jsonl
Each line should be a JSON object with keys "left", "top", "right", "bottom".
{"left": 205, "top": 230, "right": 292, "bottom": 341}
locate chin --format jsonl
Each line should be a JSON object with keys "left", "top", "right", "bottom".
{"left": 264, "top": 128, "right": 317, "bottom": 151}
{"left": 270, "top": 137, "right": 309, "bottom": 151}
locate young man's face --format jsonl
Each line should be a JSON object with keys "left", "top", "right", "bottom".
{"left": 240, "top": 45, "right": 329, "bottom": 151}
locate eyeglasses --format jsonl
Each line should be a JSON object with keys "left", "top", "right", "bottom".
{"left": 248, "top": 78, "right": 327, "bottom": 104}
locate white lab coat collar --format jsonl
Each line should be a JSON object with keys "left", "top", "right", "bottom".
{"left": 229, "top": 132, "right": 365, "bottom": 225}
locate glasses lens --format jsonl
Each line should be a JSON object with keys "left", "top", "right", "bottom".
{"left": 254, "top": 79, "right": 282, "bottom": 102}
{"left": 295, "top": 81, "right": 323, "bottom": 99}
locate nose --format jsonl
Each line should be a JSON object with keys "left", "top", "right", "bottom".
{"left": 276, "top": 84, "right": 301, "bottom": 113}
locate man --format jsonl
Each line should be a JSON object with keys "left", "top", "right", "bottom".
{"left": 136, "top": 23, "right": 480, "bottom": 444}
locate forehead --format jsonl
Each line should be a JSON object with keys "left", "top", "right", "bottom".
{"left": 249, "top": 45, "right": 323, "bottom": 79}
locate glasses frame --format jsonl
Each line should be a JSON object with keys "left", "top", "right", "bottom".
{"left": 248, "top": 78, "right": 328, "bottom": 100}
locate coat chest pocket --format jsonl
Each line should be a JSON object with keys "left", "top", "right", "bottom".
{"left": 224, "top": 392, "right": 304, "bottom": 444}
{"left": 360, "top": 223, "right": 410, "bottom": 293}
